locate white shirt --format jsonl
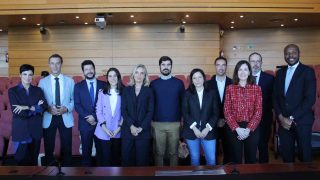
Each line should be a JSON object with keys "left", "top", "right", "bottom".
{"left": 86, "top": 78, "right": 97, "bottom": 100}
{"left": 109, "top": 89, "right": 118, "bottom": 116}
{"left": 215, "top": 76, "right": 226, "bottom": 103}
{"left": 50, "top": 74, "right": 64, "bottom": 105}
{"left": 196, "top": 88, "right": 204, "bottom": 109}
{"left": 253, "top": 70, "right": 261, "bottom": 85}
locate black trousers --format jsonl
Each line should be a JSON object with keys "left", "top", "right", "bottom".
{"left": 80, "top": 128, "right": 99, "bottom": 167}
{"left": 257, "top": 118, "right": 272, "bottom": 163}
{"left": 43, "top": 115, "right": 72, "bottom": 166}
{"left": 121, "top": 138, "right": 150, "bottom": 167}
{"left": 278, "top": 124, "right": 312, "bottom": 163}
{"left": 216, "top": 125, "right": 231, "bottom": 164}
{"left": 227, "top": 122, "right": 260, "bottom": 164}
{"left": 14, "top": 138, "right": 41, "bottom": 166}
{"left": 96, "top": 138, "right": 121, "bottom": 166}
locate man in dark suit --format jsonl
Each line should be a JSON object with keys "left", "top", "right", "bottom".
{"left": 207, "top": 56, "right": 233, "bottom": 164}
{"left": 74, "top": 60, "right": 106, "bottom": 166}
{"left": 273, "top": 44, "right": 316, "bottom": 163}
{"left": 249, "top": 52, "right": 274, "bottom": 163}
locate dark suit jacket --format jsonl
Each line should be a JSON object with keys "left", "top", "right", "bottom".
{"left": 258, "top": 71, "right": 274, "bottom": 124}
{"left": 182, "top": 89, "right": 219, "bottom": 140}
{"left": 8, "top": 84, "right": 48, "bottom": 141}
{"left": 273, "top": 63, "right": 316, "bottom": 125}
{"left": 121, "top": 85, "right": 154, "bottom": 139}
{"left": 74, "top": 79, "right": 106, "bottom": 131}
{"left": 207, "top": 75, "right": 233, "bottom": 119}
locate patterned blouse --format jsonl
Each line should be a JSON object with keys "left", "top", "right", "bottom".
{"left": 224, "top": 84, "right": 262, "bottom": 132}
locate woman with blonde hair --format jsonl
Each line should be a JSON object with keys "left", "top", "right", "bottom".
{"left": 121, "top": 64, "right": 154, "bottom": 166}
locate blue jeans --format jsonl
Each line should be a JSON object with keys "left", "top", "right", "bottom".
{"left": 186, "top": 139, "right": 216, "bottom": 166}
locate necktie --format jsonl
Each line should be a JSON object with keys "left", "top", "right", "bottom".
{"left": 55, "top": 77, "right": 61, "bottom": 106}
{"left": 285, "top": 67, "right": 294, "bottom": 95}
{"left": 89, "top": 82, "right": 94, "bottom": 107}
{"left": 253, "top": 76, "right": 258, "bottom": 85}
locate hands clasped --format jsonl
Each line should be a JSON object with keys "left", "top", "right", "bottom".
{"left": 192, "top": 127, "right": 210, "bottom": 139}
{"left": 130, "top": 125, "right": 142, "bottom": 136}
{"left": 235, "top": 127, "right": 250, "bottom": 140}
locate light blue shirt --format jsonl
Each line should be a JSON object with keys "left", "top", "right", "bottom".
{"left": 285, "top": 62, "right": 299, "bottom": 95}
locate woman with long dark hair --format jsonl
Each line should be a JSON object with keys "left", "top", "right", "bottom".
{"left": 182, "top": 68, "right": 219, "bottom": 166}
{"left": 95, "top": 67, "right": 123, "bottom": 166}
{"left": 224, "top": 60, "right": 262, "bottom": 164}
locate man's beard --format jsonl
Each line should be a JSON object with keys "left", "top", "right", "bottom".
{"left": 85, "top": 73, "right": 96, "bottom": 80}
{"left": 161, "top": 69, "right": 171, "bottom": 76}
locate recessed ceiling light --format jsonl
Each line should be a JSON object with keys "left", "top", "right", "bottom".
{"left": 133, "top": 21, "right": 137, "bottom": 24}
{"left": 251, "top": 20, "right": 255, "bottom": 24}
{"left": 22, "top": 17, "right": 27, "bottom": 20}
{"left": 0, "top": 29, "right": 3, "bottom": 32}
{"left": 185, "top": 14, "right": 190, "bottom": 18}
{"left": 182, "top": 21, "right": 186, "bottom": 24}
{"left": 281, "top": 24, "right": 284, "bottom": 27}
{"left": 230, "top": 26, "right": 234, "bottom": 29}
{"left": 294, "top": 18, "right": 298, "bottom": 21}
{"left": 240, "top": 15, "right": 244, "bottom": 18}
{"left": 36, "top": 24, "right": 41, "bottom": 26}
{"left": 130, "top": 15, "right": 134, "bottom": 18}
{"left": 231, "top": 21, "right": 235, "bottom": 24}
{"left": 75, "top": 16, "right": 80, "bottom": 19}
{"left": 84, "top": 22, "right": 88, "bottom": 25}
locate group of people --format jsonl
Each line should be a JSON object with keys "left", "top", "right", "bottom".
{"left": 8, "top": 43, "right": 316, "bottom": 167}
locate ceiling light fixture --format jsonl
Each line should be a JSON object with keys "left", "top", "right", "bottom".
{"left": 231, "top": 21, "right": 235, "bottom": 24}
{"left": 294, "top": 18, "right": 298, "bottom": 21}
{"left": 281, "top": 24, "right": 284, "bottom": 27}
{"left": 36, "top": 24, "right": 41, "bottom": 26}
{"left": 76, "top": 16, "right": 80, "bottom": 19}
{"left": 185, "top": 14, "right": 190, "bottom": 18}
{"left": 0, "top": 29, "right": 3, "bottom": 32}
{"left": 133, "top": 21, "right": 137, "bottom": 24}
{"left": 22, "top": 17, "right": 27, "bottom": 20}
{"left": 240, "top": 15, "right": 244, "bottom": 18}
{"left": 230, "top": 26, "right": 234, "bottom": 29}
{"left": 84, "top": 22, "right": 88, "bottom": 25}
{"left": 130, "top": 15, "right": 134, "bottom": 18}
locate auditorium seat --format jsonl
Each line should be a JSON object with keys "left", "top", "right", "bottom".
{"left": 122, "top": 75, "right": 130, "bottom": 86}
{"left": 149, "top": 75, "right": 159, "bottom": 81}
{"left": 0, "top": 110, "right": 12, "bottom": 141}
{"left": 205, "top": 74, "right": 211, "bottom": 81}
{"left": 2, "top": 91, "right": 10, "bottom": 111}
{"left": 9, "top": 77, "right": 20, "bottom": 86}
{"left": 175, "top": 75, "right": 188, "bottom": 89}
{"left": 265, "top": 70, "right": 275, "bottom": 76}
{"left": 72, "top": 111, "right": 79, "bottom": 136}
{"left": 97, "top": 75, "right": 105, "bottom": 81}
{"left": 72, "top": 76, "right": 83, "bottom": 84}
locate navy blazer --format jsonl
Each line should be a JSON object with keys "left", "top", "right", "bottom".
{"left": 74, "top": 79, "right": 106, "bottom": 131}
{"left": 273, "top": 63, "right": 316, "bottom": 125}
{"left": 8, "top": 84, "right": 48, "bottom": 141}
{"left": 258, "top": 71, "right": 274, "bottom": 123}
{"left": 207, "top": 75, "right": 233, "bottom": 119}
{"left": 121, "top": 85, "right": 154, "bottom": 139}
{"left": 182, "top": 89, "right": 219, "bottom": 140}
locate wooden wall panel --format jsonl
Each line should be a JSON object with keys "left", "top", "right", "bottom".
{"left": 222, "top": 27, "right": 320, "bottom": 76}
{"left": 8, "top": 24, "right": 220, "bottom": 76}
{"left": 0, "top": 33, "right": 8, "bottom": 76}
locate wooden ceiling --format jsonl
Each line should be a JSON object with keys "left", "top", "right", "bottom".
{"left": 0, "top": 12, "right": 320, "bottom": 32}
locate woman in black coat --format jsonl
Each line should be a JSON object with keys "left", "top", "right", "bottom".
{"left": 121, "top": 64, "right": 154, "bottom": 166}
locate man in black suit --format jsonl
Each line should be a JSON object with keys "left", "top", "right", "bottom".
{"left": 249, "top": 52, "right": 274, "bottom": 163}
{"left": 207, "top": 56, "right": 233, "bottom": 164}
{"left": 74, "top": 60, "right": 106, "bottom": 166}
{"left": 273, "top": 44, "right": 316, "bottom": 163}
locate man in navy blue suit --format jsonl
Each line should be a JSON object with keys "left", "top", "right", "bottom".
{"left": 273, "top": 44, "right": 316, "bottom": 162}
{"left": 74, "top": 60, "right": 106, "bottom": 166}
{"left": 249, "top": 52, "right": 274, "bottom": 163}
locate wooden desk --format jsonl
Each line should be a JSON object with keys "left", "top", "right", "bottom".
{"left": 0, "top": 163, "right": 319, "bottom": 179}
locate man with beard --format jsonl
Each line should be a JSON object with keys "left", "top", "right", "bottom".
{"left": 150, "top": 56, "right": 185, "bottom": 166}
{"left": 273, "top": 44, "right": 316, "bottom": 162}
{"left": 207, "top": 56, "right": 232, "bottom": 164}
{"left": 74, "top": 60, "right": 106, "bottom": 166}
{"left": 39, "top": 54, "right": 74, "bottom": 166}
{"left": 249, "top": 52, "right": 274, "bottom": 163}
